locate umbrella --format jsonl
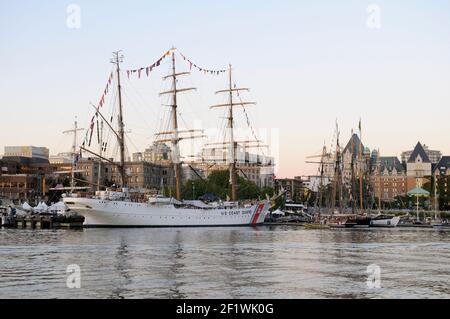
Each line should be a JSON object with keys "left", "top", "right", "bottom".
{"left": 407, "top": 187, "right": 430, "bottom": 221}
{"left": 407, "top": 187, "right": 430, "bottom": 197}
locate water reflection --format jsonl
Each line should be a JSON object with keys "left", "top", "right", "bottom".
{"left": 110, "top": 238, "right": 131, "bottom": 299}
{"left": 0, "top": 227, "right": 449, "bottom": 299}
{"left": 166, "top": 230, "right": 186, "bottom": 299}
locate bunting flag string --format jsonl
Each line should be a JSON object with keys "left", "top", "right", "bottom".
{"left": 82, "top": 71, "right": 114, "bottom": 149}
{"left": 88, "top": 115, "right": 95, "bottom": 147}
{"left": 126, "top": 48, "right": 227, "bottom": 79}
{"left": 125, "top": 49, "right": 173, "bottom": 79}
{"left": 97, "top": 72, "right": 114, "bottom": 109}
{"left": 178, "top": 51, "right": 227, "bottom": 75}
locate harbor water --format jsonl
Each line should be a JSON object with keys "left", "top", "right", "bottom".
{"left": 0, "top": 226, "right": 449, "bottom": 299}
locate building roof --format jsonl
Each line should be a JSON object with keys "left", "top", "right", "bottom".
{"left": 380, "top": 156, "right": 405, "bottom": 173}
{"left": 407, "top": 142, "right": 430, "bottom": 163}
{"left": 343, "top": 133, "right": 364, "bottom": 157}
{"left": 434, "top": 156, "right": 450, "bottom": 174}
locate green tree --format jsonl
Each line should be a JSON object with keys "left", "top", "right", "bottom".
{"left": 180, "top": 170, "right": 275, "bottom": 201}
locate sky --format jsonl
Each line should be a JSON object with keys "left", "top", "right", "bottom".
{"left": 1, "top": 0, "right": 450, "bottom": 178}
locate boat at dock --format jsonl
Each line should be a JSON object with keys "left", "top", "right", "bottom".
{"left": 63, "top": 49, "right": 270, "bottom": 227}
{"left": 64, "top": 191, "right": 269, "bottom": 227}
{"left": 432, "top": 222, "right": 450, "bottom": 230}
{"left": 370, "top": 214, "right": 400, "bottom": 227}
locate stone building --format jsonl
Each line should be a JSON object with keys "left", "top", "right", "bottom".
{"left": 405, "top": 142, "right": 432, "bottom": 191}
{"left": 199, "top": 145, "right": 275, "bottom": 188}
{"left": 433, "top": 156, "right": 450, "bottom": 210}
{"left": 55, "top": 159, "right": 174, "bottom": 192}
{"left": 401, "top": 144, "right": 441, "bottom": 164}
{"left": 370, "top": 156, "right": 407, "bottom": 202}
{"left": 274, "top": 176, "right": 304, "bottom": 201}
{"left": 132, "top": 143, "right": 172, "bottom": 164}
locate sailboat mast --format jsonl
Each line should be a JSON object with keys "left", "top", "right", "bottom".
{"left": 359, "top": 119, "right": 363, "bottom": 213}
{"left": 434, "top": 172, "right": 438, "bottom": 219}
{"left": 378, "top": 149, "right": 382, "bottom": 212}
{"left": 71, "top": 119, "right": 78, "bottom": 193}
{"left": 62, "top": 118, "right": 84, "bottom": 194}
{"left": 330, "top": 123, "right": 341, "bottom": 215}
{"left": 317, "top": 145, "right": 326, "bottom": 221}
{"left": 171, "top": 51, "right": 182, "bottom": 201}
{"left": 228, "top": 65, "right": 237, "bottom": 202}
{"left": 336, "top": 133, "right": 343, "bottom": 213}
{"left": 351, "top": 130, "right": 356, "bottom": 214}
{"left": 112, "top": 51, "right": 127, "bottom": 188}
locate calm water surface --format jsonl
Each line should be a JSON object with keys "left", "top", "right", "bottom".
{"left": 0, "top": 226, "right": 449, "bottom": 299}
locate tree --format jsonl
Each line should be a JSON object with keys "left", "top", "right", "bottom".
{"left": 180, "top": 170, "right": 275, "bottom": 201}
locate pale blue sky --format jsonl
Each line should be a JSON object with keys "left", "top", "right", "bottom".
{"left": 1, "top": 1, "right": 450, "bottom": 177}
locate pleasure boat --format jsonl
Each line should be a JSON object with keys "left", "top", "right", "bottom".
{"left": 370, "top": 214, "right": 400, "bottom": 227}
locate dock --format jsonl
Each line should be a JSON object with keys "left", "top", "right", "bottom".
{"left": 1, "top": 214, "right": 84, "bottom": 229}
{"left": 264, "top": 222, "right": 307, "bottom": 227}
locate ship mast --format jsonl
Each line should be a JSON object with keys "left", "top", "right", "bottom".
{"left": 111, "top": 51, "right": 127, "bottom": 188}
{"left": 317, "top": 145, "right": 327, "bottom": 221}
{"left": 211, "top": 65, "right": 256, "bottom": 202}
{"left": 330, "top": 122, "right": 343, "bottom": 215}
{"left": 63, "top": 118, "right": 84, "bottom": 194}
{"left": 97, "top": 120, "right": 104, "bottom": 191}
{"left": 158, "top": 49, "right": 198, "bottom": 200}
{"left": 171, "top": 51, "right": 182, "bottom": 200}
{"left": 350, "top": 130, "right": 356, "bottom": 214}
{"left": 228, "top": 66, "right": 237, "bottom": 201}
{"left": 359, "top": 119, "right": 364, "bottom": 214}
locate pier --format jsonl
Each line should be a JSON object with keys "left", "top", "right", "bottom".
{"left": 1, "top": 214, "right": 84, "bottom": 229}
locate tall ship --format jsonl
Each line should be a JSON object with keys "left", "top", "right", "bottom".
{"left": 63, "top": 49, "right": 270, "bottom": 227}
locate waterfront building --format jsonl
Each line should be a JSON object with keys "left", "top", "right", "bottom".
{"left": 370, "top": 156, "right": 407, "bottom": 202}
{"left": 199, "top": 145, "right": 275, "bottom": 188}
{"left": 0, "top": 160, "right": 18, "bottom": 175}
{"left": 0, "top": 150, "right": 53, "bottom": 200}
{"left": 401, "top": 144, "right": 441, "bottom": 164}
{"left": 49, "top": 152, "right": 73, "bottom": 164}
{"left": 274, "top": 176, "right": 304, "bottom": 201}
{"left": 303, "top": 176, "right": 331, "bottom": 192}
{"left": 3, "top": 146, "right": 49, "bottom": 164}
{"left": 54, "top": 159, "right": 174, "bottom": 192}
{"left": 341, "top": 133, "right": 371, "bottom": 187}
{"left": 433, "top": 156, "right": 450, "bottom": 210}
{"left": 132, "top": 143, "right": 172, "bottom": 164}
{"left": 405, "top": 142, "right": 432, "bottom": 191}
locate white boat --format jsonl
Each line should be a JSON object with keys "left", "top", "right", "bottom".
{"left": 432, "top": 223, "right": 450, "bottom": 230}
{"left": 63, "top": 191, "right": 269, "bottom": 227}
{"left": 370, "top": 215, "right": 400, "bottom": 227}
{"left": 63, "top": 49, "right": 271, "bottom": 228}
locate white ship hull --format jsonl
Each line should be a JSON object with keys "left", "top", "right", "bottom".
{"left": 370, "top": 216, "right": 400, "bottom": 227}
{"left": 63, "top": 197, "right": 270, "bottom": 227}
